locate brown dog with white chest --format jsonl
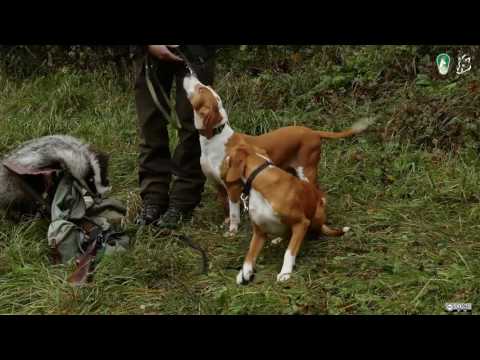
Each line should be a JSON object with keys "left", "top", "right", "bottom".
{"left": 183, "top": 74, "right": 373, "bottom": 236}
{"left": 221, "top": 141, "right": 349, "bottom": 284}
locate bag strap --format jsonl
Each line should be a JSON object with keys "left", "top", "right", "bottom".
{"left": 67, "top": 237, "right": 98, "bottom": 286}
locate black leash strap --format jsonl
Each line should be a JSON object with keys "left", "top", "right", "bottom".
{"left": 171, "top": 45, "right": 221, "bottom": 76}
{"left": 144, "top": 45, "right": 217, "bottom": 130}
{"left": 171, "top": 47, "right": 198, "bottom": 77}
{"left": 173, "top": 234, "right": 209, "bottom": 275}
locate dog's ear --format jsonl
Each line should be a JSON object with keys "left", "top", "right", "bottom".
{"left": 224, "top": 148, "right": 247, "bottom": 183}
{"left": 202, "top": 104, "right": 222, "bottom": 137}
{"left": 190, "top": 90, "right": 203, "bottom": 110}
{"left": 193, "top": 86, "right": 222, "bottom": 137}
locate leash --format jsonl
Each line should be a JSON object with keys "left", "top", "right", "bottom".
{"left": 67, "top": 237, "right": 98, "bottom": 286}
{"left": 172, "top": 234, "right": 209, "bottom": 275}
{"left": 67, "top": 223, "right": 128, "bottom": 286}
{"left": 171, "top": 45, "right": 222, "bottom": 76}
{"left": 240, "top": 160, "right": 273, "bottom": 212}
{"left": 144, "top": 46, "right": 205, "bottom": 131}
{"left": 171, "top": 46, "right": 198, "bottom": 77}
{"left": 145, "top": 56, "right": 182, "bottom": 130}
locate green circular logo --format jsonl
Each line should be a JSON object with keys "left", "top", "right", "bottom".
{"left": 436, "top": 53, "right": 451, "bottom": 75}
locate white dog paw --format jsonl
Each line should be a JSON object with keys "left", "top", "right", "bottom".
{"left": 236, "top": 268, "right": 254, "bottom": 285}
{"left": 271, "top": 237, "right": 283, "bottom": 245}
{"left": 223, "top": 217, "right": 230, "bottom": 226}
{"left": 342, "top": 227, "right": 351, "bottom": 237}
{"left": 223, "top": 230, "right": 237, "bottom": 238}
{"left": 277, "top": 272, "right": 291, "bottom": 282}
{"left": 224, "top": 223, "right": 238, "bottom": 237}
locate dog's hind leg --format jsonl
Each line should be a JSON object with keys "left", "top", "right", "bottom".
{"left": 310, "top": 195, "right": 348, "bottom": 237}
{"left": 237, "top": 224, "right": 267, "bottom": 285}
{"left": 277, "top": 218, "right": 310, "bottom": 282}
{"left": 216, "top": 184, "right": 229, "bottom": 224}
{"left": 302, "top": 165, "right": 318, "bottom": 185}
{"left": 295, "top": 145, "right": 321, "bottom": 184}
{"left": 321, "top": 224, "right": 350, "bottom": 237}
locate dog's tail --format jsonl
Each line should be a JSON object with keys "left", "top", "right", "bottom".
{"left": 316, "top": 117, "right": 375, "bottom": 139}
{"left": 321, "top": 225, "right": 350, "bottom": 237}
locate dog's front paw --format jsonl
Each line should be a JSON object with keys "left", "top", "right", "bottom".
{"left": 223, "top": 229, "right": 238, "bottom": 238}
{"left": 223, "top": 217, "right": 230, "bottom": 226}
{"left": 276, "top": 272, "right": 291, "bottom": 282}
{"left": 271, "top": 237, "right": 283, "bottom": 245}
{"left": 229, "top": 222, "right": 239, "bottom": 232}
{"left": 236, "top": 263, "right": 254, "bottom": 285}
{"left": 223, "top": 223, "right": 239, "bottom": 237}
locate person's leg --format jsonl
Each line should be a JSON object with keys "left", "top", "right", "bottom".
{"left": 156, "top": 57, "right": 215, "bottom": 228}
{"left": 134, "top": 54, "right": 175, "bottom": 223}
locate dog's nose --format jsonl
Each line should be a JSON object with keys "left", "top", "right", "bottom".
{"left": 183, "top": 76, "right": 196, "bottom": 97}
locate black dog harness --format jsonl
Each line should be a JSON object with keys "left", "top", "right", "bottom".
{"left": 240, "top": 160, "right": 273, "bottom": 211}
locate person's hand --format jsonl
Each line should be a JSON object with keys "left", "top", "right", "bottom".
{"left": 148, "top": 45, "right": 183, "bottom": 62}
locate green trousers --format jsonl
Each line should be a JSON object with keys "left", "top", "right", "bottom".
{"left": 134, "top": 52, "right": 215, "bottom": 211}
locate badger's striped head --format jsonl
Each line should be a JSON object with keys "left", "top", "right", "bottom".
{"left": 84, "top": 149, "right": 111, "bottom": 198}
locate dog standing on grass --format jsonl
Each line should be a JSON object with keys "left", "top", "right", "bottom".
{"left": 221, "top": 142, "right": 349, "bottom": 284}
{"left": 183, "top": 74, "right": 373, "bottom": 236}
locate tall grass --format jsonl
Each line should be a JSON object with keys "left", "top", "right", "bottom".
{"left": 0, "top": 46, "right": 478, "bottom": 314}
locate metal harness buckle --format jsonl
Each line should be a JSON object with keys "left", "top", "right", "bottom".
{"left": 240, "top": 193, "right": 249, "bottom": 212}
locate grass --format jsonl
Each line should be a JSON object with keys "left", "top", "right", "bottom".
{"left": 0, "top": 46, "right": 479, "bottom": 314}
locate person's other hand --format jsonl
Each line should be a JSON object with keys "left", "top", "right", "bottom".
{"left": 148, "top": 45, "right": 183, "bottom": 62}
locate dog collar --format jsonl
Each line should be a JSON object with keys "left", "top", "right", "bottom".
{"left": 242, "top": 160, "right": 273, "bottom": 197}
{"left": 199, "top": 122, "right": 227, "bottom": 139}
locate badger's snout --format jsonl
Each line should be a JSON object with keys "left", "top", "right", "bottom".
{"left": 93, "top": 194, "right": 103, "bottom": 205}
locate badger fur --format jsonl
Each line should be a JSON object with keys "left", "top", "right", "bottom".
{"left": 0, "top": 135, "right": 110, "bottom": 219}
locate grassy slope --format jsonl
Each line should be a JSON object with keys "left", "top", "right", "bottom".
{"left": 0, "top": 46, "right": 479, "bottom": 314}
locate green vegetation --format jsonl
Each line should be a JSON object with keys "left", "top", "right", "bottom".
{"left": 0, "top": 46, "right": 478, "bottom": 314}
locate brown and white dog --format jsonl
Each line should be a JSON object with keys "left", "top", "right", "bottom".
{"left": 221, "top": 142, "right": 349, "bottom": 284}
{"left": 183, "top": 74, "right": 372, "bottom": 236}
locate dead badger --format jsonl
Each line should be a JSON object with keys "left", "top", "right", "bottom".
{"left": 0, "top": 135, "right": 110, "bottom": 219}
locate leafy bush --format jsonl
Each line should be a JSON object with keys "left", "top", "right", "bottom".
{"left": 1, "top": 45, "right": 478, "bottom": 151}
{"left": 0, "top": 45, "right": 131, "bottom": 78}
